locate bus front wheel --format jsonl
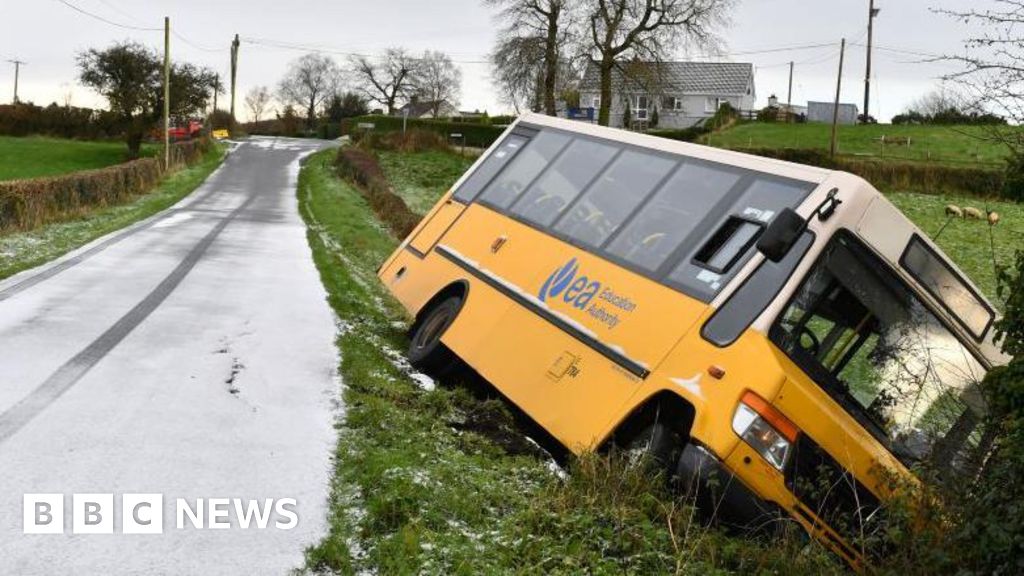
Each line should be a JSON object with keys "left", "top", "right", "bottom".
{"left": 408, "top": 296, "right": 462, "bottom": 375}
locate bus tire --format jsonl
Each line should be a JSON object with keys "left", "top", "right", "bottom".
{"left": 408, "top": 295, "right": 462, "bottom": 376}
{"left": 626, "top": 421, "right": 683, "bottom": 480}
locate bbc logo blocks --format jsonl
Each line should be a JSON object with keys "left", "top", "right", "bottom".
{"left": 24, "top": 494, "right": 163, "bottom": 534}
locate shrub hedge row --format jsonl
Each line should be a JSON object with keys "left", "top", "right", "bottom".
{"left": 0, "top": 138, "right": 212, "bottom": 233}
{"left": 728, "top": 146, "right": 1007, "bottom": 199}
{"left": 342, "top": 115, "right": 506, "bottom": 148}
{"left": 334, "top": 146, "right": 421, "bottom": 239}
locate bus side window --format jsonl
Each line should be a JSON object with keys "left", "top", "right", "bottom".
{"left": 701, "top": 232, "right": 814, "bottom": 347}
{"left": 478, "top": 130, "right": 571, "bottom": 210}
{"left": 553, "top": 149, "right": 676, "bottom": 249}
{"left": 510, "top": 138, "right": 619, "bottom": 227}
{"left": 453, "top": 134, "right": 530, "bottom": 204}
{"left": 668, "top": 177, "right": 813, "bottom": 300}
{"left": 604, "top": 162, "right": 742, "bottom": 273}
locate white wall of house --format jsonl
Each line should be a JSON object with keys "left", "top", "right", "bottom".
{"left": 578, "top": 90, "right": 755, "bottom": 129}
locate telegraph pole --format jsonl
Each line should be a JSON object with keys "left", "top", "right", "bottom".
{"left": 229, "top": 34, "right": 240, "bottom": 128}
{"left": 831, "top": 38, "right": 846, "bottom": 158}
{"left": 863, "top": 0, "right": 880, "bottom": 124}
{"left": 8, "top": 60, "right": 25, "bottom": 104}
{"left": 163, "top": 17, "right": 171, "bottom": 170}
{"left": 787, "top": 61, "right": 794, "bottom": 107}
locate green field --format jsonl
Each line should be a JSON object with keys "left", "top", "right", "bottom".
{"left": 377, "top": 149, "right": 474, "bottom": 214}
{"left": 0, "top": 144, "right": 224, "bottom": 281}
{"left": 888, "top": 192, "right": 1022, "bottom": 302}
{"left": 705, "top": 123, "right": 1013, "bottom": 167}
{"left": 0, "top": 136, "right": 155, "bottom": 181}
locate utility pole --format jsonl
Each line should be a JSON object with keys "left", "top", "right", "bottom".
{"left": 786, "top": 61, "right": 794, "bottom": 107}
{"left": 831, "top": 38, "right": 846, "bottom": 158}
{"left": 229, "top": 34, "right": 240, "bottom": 129}
{"left": 163, "top": 16, "right": 171, "bottom": 170}
{"left": 212, "top": 73, "right": 220, "bottom": 114}
{"left": 8, "top": 60, "right": 25, "bottom": 104}
{"left": 863, "top": 0, "right": 880, "bottom": 124}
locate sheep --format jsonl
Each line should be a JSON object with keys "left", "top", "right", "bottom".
{"left": 988, "top": 210, "right": 1000, "bottom": 226}
{"left": 963, "top": 206, "right": 984, "bottom": 220}
{"left": 945, "top": 204, "right": 963, "bottom": 218}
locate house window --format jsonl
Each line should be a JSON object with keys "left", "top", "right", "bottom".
{"left": 662, "top": 96, "right": 683, "bottom": 111}
{"left": 591, "top": 96, "right": 600, "bottom": 109}
{"left": 705, "top": 97, "right": 732, "bottom": 113}
{"left": 635, "top": 95, "right": 649, "bottom": 120}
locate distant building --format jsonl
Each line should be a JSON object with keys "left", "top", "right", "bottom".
{"left": 807, "top": 101, "right": 859, "bottom": 125}
{"left": 394, "top": 98, "right": 456, "bottom": 119}
{"left": 577, "top": 60, "right": 756, "bottom": 129}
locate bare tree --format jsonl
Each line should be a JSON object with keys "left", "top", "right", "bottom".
{"left": 245, "top": 85, "right": 272, "bottom": 124}
{"left": 935, "top": 4, "right": 1024, "bottom": 127}
{"left": 349, "top": 48, "right": 418, "bottom": 115}
{"left": 412, "top": 51, "right": 462, "bottom": 117}
{"left": 277, "top": 53, "right": 342, "bottom": 129}
{"left": 487, "top": 0, "right": 569, "bottom": 116}
{"left": 583, "top": 0, "right": 732, "bottom": 126}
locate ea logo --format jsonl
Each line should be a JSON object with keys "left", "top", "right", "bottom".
{"left": 538, "top": 257, "right": 601, "bottom": 310}
{"left": 539, "top": 258, "right": 579, "bottom": 301}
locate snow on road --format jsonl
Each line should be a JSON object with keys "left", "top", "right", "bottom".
{"left": 0, "top": 137, "right": 341, "bottom": 575}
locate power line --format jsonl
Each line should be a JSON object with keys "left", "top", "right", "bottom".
{"left": 54, "top": 0, "right": 161, "bottom": 31}
{"left": 242, "top": 37, "right": 492, "bottom": 64}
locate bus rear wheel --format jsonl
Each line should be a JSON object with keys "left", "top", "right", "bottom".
{"left": 408, "top": 296, "right": 462, "bottom": 375}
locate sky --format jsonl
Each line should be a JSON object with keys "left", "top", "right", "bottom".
{"left": 0, "top": 0, "right": 987, "bottom": 123}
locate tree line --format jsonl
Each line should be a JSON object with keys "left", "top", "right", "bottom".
{"left": 258, "top": 48, "right": 463, "bottom": 133}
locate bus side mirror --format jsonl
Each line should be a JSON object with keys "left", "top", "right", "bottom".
{"left": 757, "top": 208, "right": 806, "bottom": 263}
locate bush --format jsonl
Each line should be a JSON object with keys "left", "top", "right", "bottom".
{"left": 0, "top": 102, "right": 123, "bottom": 139}
{"left": 0, "top": 138, "right": 212, "bottom": 233}
{"left": 647, "top": 125, "right": 710, "bottom": 143}
{"left": 1002, "top": 150, "right": 1024, "bottom": 202}
{"left": 334, "top": 147, "right": 421, "bottom": 238}
{"left": 355, "top": 129, "right": 449, "bottom": 153}
{"left": 342, "top": 115, "right": 505, "bottom": 148}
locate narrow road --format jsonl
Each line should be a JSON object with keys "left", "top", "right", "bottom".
{"left": 0, "top": 138, "right": 340, "bottom": 574}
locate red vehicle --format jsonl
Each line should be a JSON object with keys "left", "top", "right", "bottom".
{"left": 156, "top": 120, "right": 204, "bottom": 141}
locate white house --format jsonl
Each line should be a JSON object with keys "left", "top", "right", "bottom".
{"left": 577, "top": 61, "right": 756, "bottom": 129}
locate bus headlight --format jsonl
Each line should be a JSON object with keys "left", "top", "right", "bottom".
{"left": 732, "top": 391, "right": 800, "bottom": 471}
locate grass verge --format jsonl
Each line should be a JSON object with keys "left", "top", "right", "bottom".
{"left": 0, "top": 143, "right": 224, "bottom": 281}
{"left": 297, "top": 149, "right": 842, "bottom": 575}
{"left": 377, "top": 149, "right": 474, "bottom": 215}
{"left": 0, "top": 135, "right": 156, "bottom": 181}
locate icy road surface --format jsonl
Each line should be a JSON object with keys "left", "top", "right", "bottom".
{"left": 0, "top": 138, "right": 340, "bottom": 574}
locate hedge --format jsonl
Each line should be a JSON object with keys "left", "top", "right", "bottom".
{"left": 0, "top": 138, "right": 212, "bottom": 233}
{"left": 342, "top": 115, "right": 505, "bottom": 148}
{"left": 334, "top": 146, "right": 421, "bottom": 238}
{"left": 725, "top": 146, "right": 1006, "bottom": 199}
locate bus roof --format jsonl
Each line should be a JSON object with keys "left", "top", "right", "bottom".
{"left": 514, "top": 112, "right": 834, "bottom": 185}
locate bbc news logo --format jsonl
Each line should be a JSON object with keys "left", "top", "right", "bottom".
{"left": 23, "top": 494, "right": 298, "bottom": 534}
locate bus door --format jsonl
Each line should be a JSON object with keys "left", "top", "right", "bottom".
{"left": 408, "top": 131, "right": 532, "bottom": 256}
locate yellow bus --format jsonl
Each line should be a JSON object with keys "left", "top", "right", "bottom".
{"left": 376, "top": 113, "right": 1006, "bottom": 566}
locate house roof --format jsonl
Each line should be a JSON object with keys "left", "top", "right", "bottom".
{"left": 397, "top": 99, "right": 449, "bottom": 117}
{"left": 580, "top": 61, "right": 754, "bottom": 95}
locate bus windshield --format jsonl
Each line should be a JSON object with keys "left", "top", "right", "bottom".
{"left": 770, "top": 232, "right": 987, "bottom": 468}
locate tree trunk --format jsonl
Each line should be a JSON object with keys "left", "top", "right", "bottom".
{"left": 543, "top": 6, "right": 559, "bottom": 116}
{"left": 598, "top": 57, "right": 614, "bottom": 127}
{"left": 126, "top": 131, "right": 143, "bottom": 160}
{"left": 307, "top": 97, "right": 317, "bottom": 130}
